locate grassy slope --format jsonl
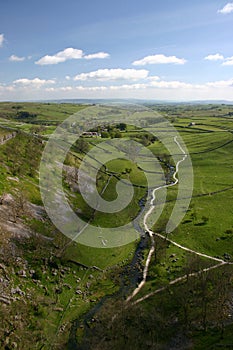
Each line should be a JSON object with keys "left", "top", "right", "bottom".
{"left": 147, "top": 116, "right": 233, "bottom": 257}
{"left": 0, "top": 101, "right": 87, "bottom": 122}
{"left": 1, "top": 102, "right": 233, "bottom": 348}
{"left": 132, "top": 109, "right": 233, "bottom": 348}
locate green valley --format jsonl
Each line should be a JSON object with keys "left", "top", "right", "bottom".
{"left": 0, "top": 102, "right": 233, "bottom": 349}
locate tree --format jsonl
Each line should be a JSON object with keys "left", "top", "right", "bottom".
{"left": 75, "top": 138, "right": 89, "bottom": 153}
{"left": 211, "top": 266, "right": 233, "bottom": 338}
{"left": 197, "top": 270, "right": 212, "bottom": 332}
{"left": 109, "top": 129, "right": 122, "bottom": 139}
{"left": 101, "top": 131, "right": 109, "bottom": 138}
{"left": 116, "top": 123, "right": 127, "bottom": 131}
{"left": 10, "top": 190, "right": 28, "bottom": 223}
{"left": 153, "top": 235, "right": 167, "bottom": 264}
{"left": 174, "top": 278, "right": 195, "bottom": 333}
{"left": 113, "top": 131, "right": 122, "bottom": 138}
{"left": 85, "top": 299, "right": 169, "bottom": 350}
{"left": 16, "top": 111, "right": 37, "bottom": 120}
{"left": 201, "top": 216, "right": 209, "bottom": 225}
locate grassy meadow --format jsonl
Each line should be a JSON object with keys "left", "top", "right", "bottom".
{"left": 0, "top": 101, "right": 233, "bottom": 349}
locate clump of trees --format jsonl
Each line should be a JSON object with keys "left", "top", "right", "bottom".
{"left": 75, "top": 138, "right": 90, "bottom": 153}
{"left": 101, "top": 129, "right": 122, "bottom": 139}
{"left": 16, "top": 111, "right": 37, "bottom": 120}
{"left": 129, "top": 132, "right": 157, "bottom": 146}
{"left": 116, "top": 123, "right": 127, "bottom": 131}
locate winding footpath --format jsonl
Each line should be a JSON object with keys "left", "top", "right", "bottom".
{"left": 76, "top": 133, "right": 233, "bottom": 348}
{"left": 132, "top": 262, "right": 226, "bottom": 305}
{"left": 127, "top": 136, "right": 231, "bottom": 303}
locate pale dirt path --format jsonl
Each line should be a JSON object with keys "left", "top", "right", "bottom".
{"left": 88, "top": 134, "right": 233, "bottom": 350}
{"left": 0, "top": 131, "right": 17, "bottom": 145}
{"left": 127, "top": 136, "right": 228, "bottom": 303}
{"left": 127, "top": 136, "right": 187, "bottom": 302}
{"left": 132, "top": 261, "right": 227, "bottom": 305}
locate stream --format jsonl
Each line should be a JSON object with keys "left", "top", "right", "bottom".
{"left": 67, "top": 159, "right": 175, "bottom": 349}
{"left": 67, "top": 205, "right": 150, "bottom": 350}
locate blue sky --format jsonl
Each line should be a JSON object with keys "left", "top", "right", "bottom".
{"left": 1, "top": 0, "right": 233, "bottom": 101}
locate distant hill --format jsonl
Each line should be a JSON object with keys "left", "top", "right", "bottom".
{"left": 35, "top": 98, "right": 233, "bottom": 105}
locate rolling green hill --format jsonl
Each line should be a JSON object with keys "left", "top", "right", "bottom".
{"left": 0, "top": 102, "right": 233, "bottom": 349}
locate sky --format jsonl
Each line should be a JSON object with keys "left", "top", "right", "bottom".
{"left": 1, "top": 0, "right": 233, "bottom": 101}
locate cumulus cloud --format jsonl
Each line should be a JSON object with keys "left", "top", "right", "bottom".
{"left": 109, "top": 83, "right": 147, "bottom": 90}
{"left": 84, "top": 52, "right": 110, "bottom": 60}
{"left": 147, "top": 76, "right": 160, "bottom": 81}
{"left": 13, "top": 78, "right": 55, "bottom": 87}
{"left": 72, "top": 80, "right": 195, "bottom": 92}
{"left": 222, "top": 56, "right": 233, "bottom": 66}
{"left": 204, "top": 53, "right": 233, "bottom": 66}
{"left": 3, "top": 76, "right": 233, "bottom": 101}
{"left": 45, "top": 87, "right": 55, "bottom": 92}
{"left": 76, "top": 86, "right": 108, "bottom": 92}
{"left": 35, "top": 48, "right": 83, "bottom": 65}
{"left": 68, "top": 80, "right": 199, "bottom": 94}
{"left": 132, "top": 54, "right": 187, "bottom": 66}
{"left": 35, "top": 48, "right": 110, "bottom": 65}
{"left": 60, "top": 86, "right": 73, "bottom": 91}
{"left": 0, "top": 34, "right": 5, "bottom": 47}
{"left": 205, "top": 79, "right": 233, "bottom": 88}
{"left": 205, "top": 53, "right": 225, "bottom": 61}
{"left": 74, "top": 68, "right": 149, "bottom": 81}
{"left": 149, "top": 80, "right": 193, "bottom": 89}
{"left": 218, "top": 3, "right": 233, "bottom": 14}
{"left": 9, "top": 55, "right": 25, "bottom": 62}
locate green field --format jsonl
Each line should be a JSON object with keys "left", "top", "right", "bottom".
{"left": 0, "top": 102, "right": 233, "bottom": 349}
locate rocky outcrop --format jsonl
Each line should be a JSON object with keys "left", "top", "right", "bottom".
{"left": 0, "top": 132, "right": 17, "bottom": 145}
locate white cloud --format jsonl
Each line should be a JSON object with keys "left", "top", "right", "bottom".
{"left": 0, "top": 34, "right": 4, "bottom": 47}
{"left": 36, "top": 55, "right": 68, "bottom": 65}
{"left": 45, "top": 87, "right": 55, "bottom": 92}
{"left": 35, "top": 48, "right": 83, "bottom": 65}
{"left": 218, "top": 3, "right": 233, "bottom": 14}
{"left": 147, "top": 76, "right": 160, "bottom": 81}
{"left": 2, "top": 74, "right": 233, "bottom": 101}
{"left": 222, "top": 56, "right": 233, "bottom": 66}
{"left": 71, "top": 78, "right": 233, "bottom": 93}
{"left": 13, "top": 78, "right": 56, "bottom": 87}
{"left": 35, "top": 48, "right": 110, "bottom": 65}
{"left": 109, "top": 83, "right": 147, "bottom": 90}
{"left": 205, "top": 53, "right": 225, "bottom": 61}
{"left": 132, "top": 54, "right": 187, "bottom": 66}
{"left": 205, "top": 79, "right": 233, "bottom": 88}
{"left": 5, "top": 86, "right": 15, "bottom": 92}
{"left": 0, "top": 85, "right": 16, "bottom": 92}
{"left": 65, "top": 75, "right": 71, "bottom": 80}
{"left": 76, "top": 86, "right": 108, "bottom": 92}
{"left": 9, "top": 54, "right": 25, "bottom": 62}
{"left": 74, "top": 68, "right": 149, "bottom": 81}
{"left": 72, "top": 80, "right": 195, "bottom": 92}
{"left": 60, "top": 86, "right": 73, "bottom": 91}
{"left": 204, "top": 53, "right": 233, "bottom": 66}
{"left": 149, "top": 80, "right": 193, "bottom": 89}
{"left": 69, "top": 79, "right": 233, "bottom": 92}
{"left": 84, "top": 52, "right": 110, "bottom": 60}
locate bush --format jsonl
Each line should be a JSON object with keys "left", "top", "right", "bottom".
{"left": 16, "top": 111, "right": 37, "bottom": 120}
{"left": 75, "top": 138, "right": 89, "bottom": 153}
{"left": 101, "top": 131, "right": 109, "bottom": 138}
